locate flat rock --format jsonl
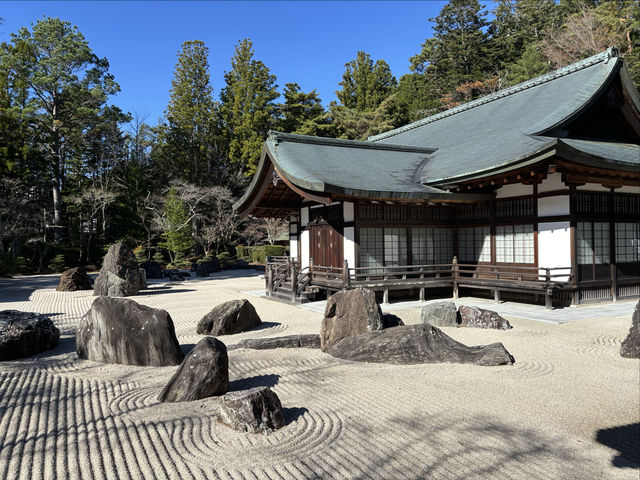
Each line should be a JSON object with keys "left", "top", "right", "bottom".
{"left": 93, "top": 242, "right": 145, "bottom": 297}
{"left": 237, "top": 334, "right": 321, "bottom": 350}
{"left": 217, "top": 386, "right": 286, "bottom": 434}
{"left": 197, "top": 299, "right": 261, "bottom": 336}
{"left": 0, "top": 310, "right": 60, "bottom": 360}
{"left": 620, "top": 301, "right": 639, "bottom": 359}
{"left": 158, "top": 337, "right": 228, "bottom": 402}
{"left": 321, "top": 288, "right": 384, "bottom": 352}
{"left": 56, "top": 267, "right": 93, "bottom": 292}
{"left": 458, "top": 306, "right": 512, "bottom": 330}
{"left": 421, "top": 302, "right": 459, "bottom": 327}
{"left": 329, "top": 324, "right": 514, "bottom": 366}
{"left": 76, "top": 296, "right": 184, "bottom": 366}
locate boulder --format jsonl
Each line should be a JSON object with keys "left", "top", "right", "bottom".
{"left": 56, "top": 267, "right": 93, "bottom": 292}
{"left": 620, "top": 301, "right": 639, "bottom": 359}
{"left": 329, "top": 324, "right": 514, "bottom": 366}
{"left": 158, "top": 337, "right": 228, "bottom": 402}
{"left": 320, "top": 288, "right": 384, "bottom": 352}
{"left": 138, "top": 268, "right": 147, "bottom": 290}
{"left": 236, "top": 334, "right": 321, "bottom": 350}
{"left": 0, "top": 310, "right": 60, "bottom": 360}
{"left": 140, "top": 261, "right": 163, "bottom": 279}
{"left": 76, "top": 296, "right": 184, "bottom": 366}
{"left": 458, "top": 306, "right": 512, "bottom": 330}
{"left": 382, "top": 313, "right": 405, "bottom": 329}
{"left": 196, "top": 258, "right": 220, "bottom": 277}
{"left": 196, "top": 299, "right": 262, "bottom": 336}
{"left": 217, "top": 386, "right": 286, "bottom": 433}
{"left": 93, "top": 242, "right": 145, "bottom": 297}
{"left": 421, "top": 302, "right": 459, "bottom": 327}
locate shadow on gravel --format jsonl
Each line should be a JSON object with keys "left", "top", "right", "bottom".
{"left": 0, "top": 276, "right": 61, "bottom": 302}
{"left": 596, "top": 422, "right": 640, "bottom": 468}
{"left": 282, "top": 406, "right": 308, "bottom": 423}
{"left": 135, "top": 288, "right": 196, "bottom": 296}
{"left": 229, "top": 373, "right": 280, "bottom": 391}
{"left": 248, "top": 322, "right": 281, "bottom": 332}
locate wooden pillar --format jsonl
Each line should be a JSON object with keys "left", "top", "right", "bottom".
{"left": 383, "top": 289, "right": 389, "bottom": 304}
{"left": 452, "top": 256, "right": 459, "bottom": 299}
{"left": 544, "top": 268, "right": 552, "bottom": 310}
{"left": 494, "top": 289, "right": 500, "bottom": 304}
{"left": 611, "top": 263, "right": 618, "bottom": 302}
{"left": 419, "top": 270, "right": 425, "bottom": 301}
{"left": 290, "top": 263, "right": 297, "bottom": 304}
{"left": 343, "top": 259, "right": 350, "bottom": 289}
{"left": 266, "top": 264, "right": 273, "bottom": 297}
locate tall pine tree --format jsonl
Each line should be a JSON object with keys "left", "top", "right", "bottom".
{"left": 279, "top": 83, "right": 333, "bottom": 136}
{"left": 336, "top": 51, "right": 397, "bottom": 111}
{"left": 154, "top": 40, "right": 219, "bottom": 185}
{"left": 219, "top": 39, "right": 278, "bottom": 178}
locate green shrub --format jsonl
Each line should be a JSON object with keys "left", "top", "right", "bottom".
{"left": 133, "top": 246, "right": 147, "bottom": 263}
{"left": 235, "top": 245, "right": 249, "bottom": 258}
{"left": 152, "top": 252, "right": 166, "bottom": 265}
{"left": 48, "top": 254, "right": 67, "bottom": 273}
{"left": 264, "top": 245, "right": 286, "bottom": 257}
{"left": 15, "top": 256, "right": 27, "bottom": 273}
{"left": 217, "top": 251, "right": 234, "bottom": 268}
{"left": 250, "top": 246, "right": 266, "bottom": 263}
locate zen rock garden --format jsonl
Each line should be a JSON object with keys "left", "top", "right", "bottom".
{"left": 0, "top": 310, "right": 60, "bottom": 360}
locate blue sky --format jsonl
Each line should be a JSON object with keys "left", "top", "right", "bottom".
{"left": 1, "top": 1, "right": 457, "bottom": 125}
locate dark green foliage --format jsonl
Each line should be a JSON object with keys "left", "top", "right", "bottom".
{"left": 264, "top": 245, "right": 286, "bottom": 257}
{"left": 152, "top": 252, "right": 166, "bottom": 265}
{"left": 279, "top": 83, "right": 334, "bottom": 136}
{"left": 336, "top": 51, "right": 397, "bottom": 111}
{"left": 219, "top": 39, "right": 279, "bottom": 177}
{"left": 47, "top": 254, "right": 67, "bottom": 273}
{"left": 217, "top": 251, "right": 234, "bottom": 268}
{"left": 235, "top": 245, "right": 249, "bottom": 258}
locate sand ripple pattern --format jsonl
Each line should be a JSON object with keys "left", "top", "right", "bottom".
{"left": 576, "top": 336, "right": 624, "bottom": 358}
{"left": 497, "top": 360, "right": 555, "bottom": 378}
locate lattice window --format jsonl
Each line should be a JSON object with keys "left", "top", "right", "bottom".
{"left": 410, "top": 206, "right": 455, "bottom": 222}
{"left": 495, "top": 197, "right": 535, "bottom": 218}
{"left": 495, "top": 225, "right": 534, "bottom": 263}
{"left": 575, "top": 192, "right": 610, "bottom": 215}
{"left": 384, "top": 228, "right": 408, "bottom": 266}
{"left": 615, "top": 222, "right": 640, "bottom": 263}
{"left": 358, "top": 204, "right": 407, "bottom": 221}
{"left": 577, "top": 222, "right": 610, "bottom": 264}
{"left": 458, "top": 226, "right": 491, "bottom": 262}
{"left": 359, "top": 228, "right": 384, "bottom": 270}
{"left": 614, "top": 194, "right": 640, "bottom": 216}
{"left": 456, "top": 204, "right": 491, "bottom": 221}
{"left": 412, "top": 228, "right": 454, "bottom": 265}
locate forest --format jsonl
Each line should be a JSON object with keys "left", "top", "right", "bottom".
{"left": 0, "top": 0, "right": 638, "bottom": 275}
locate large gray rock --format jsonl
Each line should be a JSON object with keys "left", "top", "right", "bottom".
{"left": 421, "top": 302, "right": 459, "bottom": 327}
{"left": 196, "top": 299, "right": 261, "bottom": 336}
{"left": 76, "top": 296, "right": 184, "bottom": 366}
{"left": 236, "top": 334, "right": 321, "bottom": 350}
{"left": 93, "top": 243, "right": 145, "bottom": 297}
{"left": 140, "top": 260, "right": 163, "bottom": 279}
{"left": 620, "top": 301, "right": 639, "bottom": 359}
{"left": 56, "top": 267, "right": 93, "bottom": 292}
{"left": 158, "top": 337, "right": 228, "bottom": 402}
{"left": 217, "top": 386, "right": 286, "bottom": 434}
{"left": 458, "top": 306, "right": 512, "bottom": 330}
{"left": 329, "top": 324, "right": 514, "bottom": 366}
{"left": 0, "top": 310, "right": 60, "bottom": 360}
{"left": 321, "top": 288, "right": 384, "bottom": 352}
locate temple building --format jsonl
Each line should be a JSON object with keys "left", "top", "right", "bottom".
{"left": 234, "top": 48, "right": 640, "bottom": 306}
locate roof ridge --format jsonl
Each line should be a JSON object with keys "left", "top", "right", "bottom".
{"left": 268, "top": 130, "right": 436, "bottom": 154}
{"left": 368, "top": 47, "right": 619, "bottom": 143}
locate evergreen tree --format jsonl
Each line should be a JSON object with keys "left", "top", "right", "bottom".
{"left": 504, "top": 43, "right": 551, "bottom": 85}
{"left": 158, "top": 186, "right": 192, "bottom": 263}
{"left": 219, "top": 39, "right": 279, "bottom": 177}
{"left": 279, "top": 83, "right": 333, "bottom": 136}
{"left": 0, "top": 17, "right": 120, "bottom": 243}
{"left": 155, "top": 40, "right": 219, "bottom": 185}
{"left": 410, "top": 0, "right": 493, "bottom": 89}
{"left": 336, "top": 51, "right": 397, "bottom": 111}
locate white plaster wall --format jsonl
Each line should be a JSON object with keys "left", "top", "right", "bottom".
{"left": 538, "top": 221, "right": 572, "bottom": 281}
{"left": 538, "top": 172, "right": 566, "bottom": 193}
{"left": 577, "top": 183, "right": 610, "bottom": 192}
{"left": 538, "top": 195, "right": 570, "bottom": 217}
{"left": 343, "top": 227, "right": 356, "bottom": 269}
{"left": 343, "top": 202, "right": 355, "bottom": 222}
{"left": 300, "top": 230, "right": 310, "bottom": 269}
{"left": 301, "top": 207, "right": 309, "bottom": 227}
{"left": 495, "top": 183, "right": 533, "bottom": 199}
{"left": 289, "top": 238, "right": 298, "bottom": 259}
{"left": 617, "top": 186, "right": 640, "bottom": 194}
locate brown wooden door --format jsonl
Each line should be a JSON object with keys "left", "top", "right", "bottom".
{"left": 310, "top": 223, "right": 343, "bottom": 269}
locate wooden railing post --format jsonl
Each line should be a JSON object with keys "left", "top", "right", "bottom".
{"left": 383, "top": 265, "right": 389, "bottom": 304}
{"left": 611, "top": 263, "right": 617, "bottom": 302}
{"left": 266, "top": 264, "right": 273, "bottom": 297}
{"left": 343, "top": 259, "right": 351, "bottom": 289}
{"left": 452, "top": 256, "right": 459, "bottom": 299}
{"left": 419, "top": 267, "right": 425, "bottom": 301}
{"left": 290, "top": 262, "right": 298, "bottom": 303}
{"left": 544, "top": 268, "right": 552, "bottom": 310}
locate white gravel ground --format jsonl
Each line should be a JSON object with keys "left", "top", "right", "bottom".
{"left": 0, "top": 271, "right": 638, "bottom": 479}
